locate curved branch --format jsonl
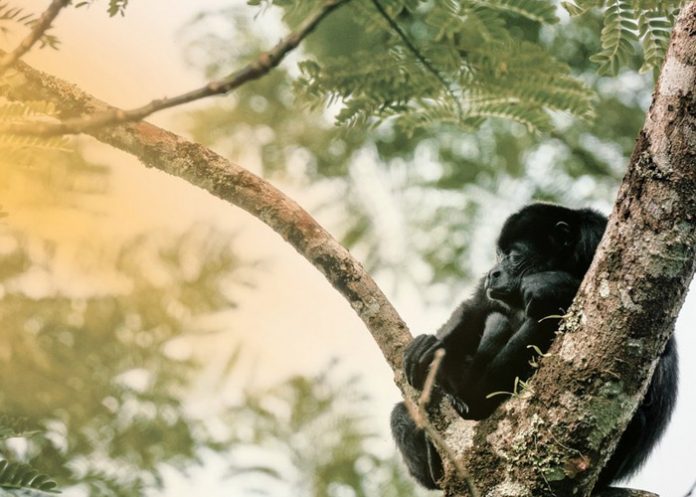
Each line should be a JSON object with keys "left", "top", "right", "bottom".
{"left": 1, "top": 51, "right": 412, "bottom": 382}
{"left": 0, "top": 0, "right": 351, "bottom": 136}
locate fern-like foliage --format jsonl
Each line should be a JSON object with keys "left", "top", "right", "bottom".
{"left": 293, "top": 0, "right": 594, "bottom": 134}
{"left": 261, "top": 0, "right": 688, "bottom": 135}
{"left": 563, "top": 0, "right": 687, "bottom": 75}
{"left": 0, "top": 460, "right": 59, "bottom": 494}
{"left": 74, "top": 0, "right": 131, "bottom": 17}
{"left": 469, "top": 0, "right": 559, "bottom": 24}
{"left": 0, "top": 3, "right": 59, "bottom": 49}
{"left": 0, "top": 416, "right": 59, "bottom": 494}
{"left": 637, "top": 9, "right": 673, "bottom": 74}
{"left": 590, "top": 0, "right": 639, "bottom": 75}
{"left": 0, "top": 100, "right": 70, "bottom": 166}
{"left": 0, "top": 414, "right": 37, "bottom": 440}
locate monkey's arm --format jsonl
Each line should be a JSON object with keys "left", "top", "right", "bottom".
{"left": 520, "top": 271, "right": 581, "bottom": 319}
{"left": 459, "top": 317, "right": 556, "bottom": 418}
{"left": 404, "top": 279, "right": 499, "bottom": 390}
{"left": 453, "top": 272, "right": 580, "bottom": 418}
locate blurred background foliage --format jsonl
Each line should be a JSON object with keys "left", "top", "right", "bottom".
{"left": 0, "top": 219, "right": 240, "bottom": 495}
{"left": 0, "top": 132, "right": 425, "bottom": 496}
{"left": 221, "top": 366, "right": 425, "bottom": 497}
{"left": 0, "top": 0, "right": 684, "bottom": 495}
{"left": 179, "top": 0, "right": 664, "bottom": 290}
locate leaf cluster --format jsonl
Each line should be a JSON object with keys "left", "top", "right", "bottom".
{"left": 0, "top": 459, "right": 59, "bottom": 494}
{"left": 563, "top": 0, "right": 687, "bottom": 75}
{"left": 0, "top": 415, "right": 59, "bottom": 494}
{"left": 0, "top": 95, "right": 110, "bottom": 210}
{"left": 0, "top": 101, "right": 69, "bottom": 167}
{"left": 292, "top": 0, "right": 595, "bottom": 134}
{"left": 223, "top": 365, "right": 425, "bottom": 497}
{"left": 74, "top": 0, "right": 131, "bottom": 17}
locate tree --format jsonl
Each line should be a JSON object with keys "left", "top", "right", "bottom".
{"left": 1, "top": 1, "right": 695, "bottom": 496}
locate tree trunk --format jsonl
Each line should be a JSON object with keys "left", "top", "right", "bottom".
{"left": 438, "top": 4, "right": 696, "bottom": 496}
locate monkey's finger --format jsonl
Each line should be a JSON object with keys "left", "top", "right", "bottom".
{"left": 413, "top": 337, "right": 444, "bottom": 388}
{"left": 405, "top": 336, "right": 436, "bottom": 387}
{"left": 406, "top": 353, "right": 427, "bottom": 388}
{"left": 416, "top": 340, "right": 443, "bottom": 376}
{"left": 405, "top": 335, "right": 436, "bottom": 368}
{"left": 405, "top": 334, "right": 436, "bottom": 357}
{"left": 406, "top": 347, "right": 430, "bottom": 380}
{"left": 450, "top": 396, "right": 470, "bottom": 416}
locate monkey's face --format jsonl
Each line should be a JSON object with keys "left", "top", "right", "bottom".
{"left": 486, "top": 230, "right": 572, "bottom": 308}
{"left": 485, "top": 243, "right": 531, "bottom": 308}
{"left": 487, "top": 209, "right": 579, "bottom": 309}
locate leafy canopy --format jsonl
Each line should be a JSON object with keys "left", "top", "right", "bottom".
{"left": 255, "top": 0, "right": 685, "bottom": 135}
{"left": 183, "top": 1, "right": 662, "bottom": 286}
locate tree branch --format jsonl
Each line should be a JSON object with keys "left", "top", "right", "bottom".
{"left": 0, "top": 0, "right": 350, "bottom": 136}
{"left": 0, "top": 0, "right": 70, "bottom": 76}
{"left": 3, "top": 2, "right": 696, "bottom": 496}
{"left": 1, "top": 50, "right": 414, "bottom": 384}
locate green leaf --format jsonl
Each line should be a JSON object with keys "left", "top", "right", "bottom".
{"left": 638, "top": 10, "right": 671, "bottom": 73}
{"left": 0, "top": 460, "right": 60, "bottom": 493}
{"left": 590, "top": 0, "right": 639, "bottom": 75}
{"left": 469, "top": 0, "right": 559, "bottom": 24}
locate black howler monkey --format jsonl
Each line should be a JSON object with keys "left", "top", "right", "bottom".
{"left": 391, "top": 203, "right": 678, "bottom": 489}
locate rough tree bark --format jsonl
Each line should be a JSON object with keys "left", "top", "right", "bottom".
{"left": 440, "top": 5, "right": 696, "bottom": 496}
{"left": 1, "top": 3, "right": 695, "bottom": 497}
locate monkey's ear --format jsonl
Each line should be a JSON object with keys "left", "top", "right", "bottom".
{"left": 551, "top": 221, "right": 571, "bottom": 247}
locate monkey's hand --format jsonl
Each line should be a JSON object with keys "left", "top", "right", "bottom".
{"left": 521, "top": 271, "right": 579, "bottom": 320}
{"left": 403, "top": 334, "right": 444, "bottom": 390}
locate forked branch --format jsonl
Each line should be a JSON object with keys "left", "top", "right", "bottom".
{"left": 0, "top": 0, "right": 70, "bottom": 76}
{"left": 0, "top": 0, "right": 351, "bottom": 136}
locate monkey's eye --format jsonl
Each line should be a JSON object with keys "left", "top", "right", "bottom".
{"left": 508, "top": 249, "right": 524, "bottom": 265}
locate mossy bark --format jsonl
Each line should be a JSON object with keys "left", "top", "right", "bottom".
{"left": 441, "top": 4, "right": 696, "bottom": 496}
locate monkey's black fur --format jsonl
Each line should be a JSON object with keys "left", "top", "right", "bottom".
{"left": 391, "top": 203, "right": 678, "bottom": 489}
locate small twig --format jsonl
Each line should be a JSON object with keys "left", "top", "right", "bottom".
{"left": 1, "top": 0, "right": 351, "bottom": 136}
{"left": 369, "top": 0, "right": 464, "bottom": 120}
{"left": 404, "top": 349, "right": 480, "bottom": 497}
{"left": 0, "top": 0, "right": 70, "bottom": 76}
{"left": 592, "top": 489, "right": 658, "bottom": 497}
{"left": 683, "top": 478, "right": 696, "bottom": 497}
{"left": 418, "top": 348, "right": 445, "bottom": 408}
